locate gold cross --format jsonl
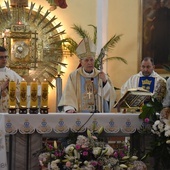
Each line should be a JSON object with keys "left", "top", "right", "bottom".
{"left": 87, "top": 91, "right": 92, "bottom": 99}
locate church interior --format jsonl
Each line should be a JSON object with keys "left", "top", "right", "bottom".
{"left": 0, "top": 0, "right": 170, "bottom": 170}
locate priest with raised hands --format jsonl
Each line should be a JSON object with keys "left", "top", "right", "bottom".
{"left": 58, "top": 38, "right": 116, "bottom": 113}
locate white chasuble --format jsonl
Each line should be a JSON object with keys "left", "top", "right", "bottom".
{"left": 0, "top": 67, "right": 22, "bottom": 113}
{"left": 58, "top": 67, "right": 116, "bottom": 113}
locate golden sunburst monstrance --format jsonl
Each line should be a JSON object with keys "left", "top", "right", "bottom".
{"left": 0, "top": 0, "right": 69, "bottom": 87}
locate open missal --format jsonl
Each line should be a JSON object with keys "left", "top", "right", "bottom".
{"left": 114, "top": 88, "right": 153, "bottom": 111}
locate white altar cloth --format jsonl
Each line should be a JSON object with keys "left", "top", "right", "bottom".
{"left": 0, "top": 113, "right": 143, "bottom": 170}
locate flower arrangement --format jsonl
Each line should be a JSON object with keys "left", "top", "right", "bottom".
{"left": 148, "top": 108, "right": 170, "bottom": 169}
{"left": 37, "top": 128, "right": 147, "bottom": 170}
{"left": 139, "top": 98, "right": 170, "bottom": 169}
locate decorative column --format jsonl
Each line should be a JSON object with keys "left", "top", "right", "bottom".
{"left": 96, "top": 0, "right": 108, "bottom": 72}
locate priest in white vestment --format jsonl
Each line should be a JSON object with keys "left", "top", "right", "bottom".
{"left": 0, "top": 46, "right": 22, "bottom": 112}
{"left": 58, "top": 38, "right": 116, "bottom": 113}
{"left": 121, "top": 57, "right": 166, "bottom": 97}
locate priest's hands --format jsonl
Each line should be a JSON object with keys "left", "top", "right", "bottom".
{"left": 1, "top": 80, "right": 9, "bottom": 91}
{"left": 99, "top": 71, "right": 107, "bottom": 84}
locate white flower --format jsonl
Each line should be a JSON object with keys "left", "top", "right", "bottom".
{"left": 103, "top": 144, "right": 114, "bottom": 156}
{"left": 165, "top": 129, "right": 170, "bottom": 137}
{"left": 50, "top": 160, "right": 60, "bottom": 170}
{"left": 93, "top": 147, "right": 102, "bottom": 155}
{"left": 158, "top": 121, "right": 165, "bottom": 132}
{"left": 155, "top": 120, "right": 160, "bottom": 126}
{"left": 76, "top": 135, "right": 89, "bottom": 148}
{"left": 65, "top": 144, "right": 75, "bottom": 154}
{"left": 166, "top": 140, "right": 170, "bottom": 144}
{"left": 120, "top": 164, "right": 128, "bottom": 168}
{"left": 130, "top": 156, "right": 138, "bottom": 160}
{"left": 122, "top": 156, "right": 130, "bottom": 160}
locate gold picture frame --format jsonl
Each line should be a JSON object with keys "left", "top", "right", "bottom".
{"left": 140, "top": 0, "right": 170, "bottom": 74}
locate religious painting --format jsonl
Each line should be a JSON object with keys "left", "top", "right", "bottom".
{"left": 141, "top": 0, "right": 170, "bottom": 72}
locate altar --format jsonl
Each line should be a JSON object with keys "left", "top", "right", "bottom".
{"left": 0, "top": 113, "right": 142, "bottom": 170}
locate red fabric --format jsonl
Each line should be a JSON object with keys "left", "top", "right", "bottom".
{"left": 54, "top": 0, "right": 68, "bottom": 8}
{"left": 77, "top": 63, "right": 82, "bottom": 69}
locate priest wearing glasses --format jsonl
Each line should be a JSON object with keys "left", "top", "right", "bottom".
{"left": 58, "top": 38, "right": 116, "bottom": 113}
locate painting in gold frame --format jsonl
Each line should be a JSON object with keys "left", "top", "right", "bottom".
{"left": 141, "top": 0, "right": 170, "bottom": 74}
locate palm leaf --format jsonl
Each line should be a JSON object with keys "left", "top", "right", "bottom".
{"left": 63, "top": 37, "right": 78, "bottom": 54}
{"left": 104, "top": 56, "right": 127, "bottom": 64}
{"left": 71, "top": 24, "right": 90, "bottom": 39}
{"left": 103, "top": 34, "right": 122, "bottom": 51}
{"left": 88, "top": 24, "right": 97, "bottom": 44}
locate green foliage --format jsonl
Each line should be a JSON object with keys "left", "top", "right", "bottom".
{"left": 64, "top": 24, "right": 127, "bottom": 70}
{"left": 139, "top": 97, "right": 163, "bottom": 122}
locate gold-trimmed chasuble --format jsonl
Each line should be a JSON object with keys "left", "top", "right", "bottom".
{"left": 82, "top": 79, "right": 97, "bottom": 112}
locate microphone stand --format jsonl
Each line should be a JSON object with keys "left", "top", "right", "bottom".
{"left": 99, "top": 48, "right": 105, "bottom": 113}
{"left": 77, "top": 78, "right": 98, "bottom": 133}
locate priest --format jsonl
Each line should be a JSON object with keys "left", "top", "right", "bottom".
{"left": 121, "top": 57, "right": 166, "bottom": 99}
{"left": 58, "top": 38, "right": 116, "bottom": 113}
{"left": 0, "top": 46, "right": 22, "bottom": 112}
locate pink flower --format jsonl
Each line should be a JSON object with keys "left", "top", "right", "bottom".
{"left": 66, "top": 161, "right": 71, "bottom": 167}
{"left": 144, "top": 118, "right": 150, "bottom": 123}
{"left": 75, "top": 144, "right": 81, "bottom": 150}
{"left": 48, "top": 144, "right": 53, "bottom": 150}
{"left": 113, "top": 151, "right": 118, "bottom": 158}
{"left": 90, "top": 161, "right": 98, "bottom": 166}
{"left": 83, "top": 151, "right": 88, "bottom": 156}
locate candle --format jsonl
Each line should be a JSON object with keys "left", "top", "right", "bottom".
{"left": 57, "top": 64, "right": 61, "bottom": 76}
{"left": 30, "top": 79, "right": 38, "bottom": 108}
{"left": 54, "top": 140, "right": 57, "bottom": 149}
{"left": 41, "top": 79, "right": 48, "bottom": 108}
{"left": 9, "top": 81, "right": 16, "bottom": 108}
{"left": 20, "top": 79, "right": 27, "bottom": 108}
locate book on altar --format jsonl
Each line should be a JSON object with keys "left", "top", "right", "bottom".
{"left": 114, "top": 88, "right": 153, "bottom": 109}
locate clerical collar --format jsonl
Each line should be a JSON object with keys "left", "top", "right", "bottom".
{"left": 83, "top": 68, "right": 94, "bottom": 77}
{"left": 0, "top": 67, "right": 6, "bottom": 72}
